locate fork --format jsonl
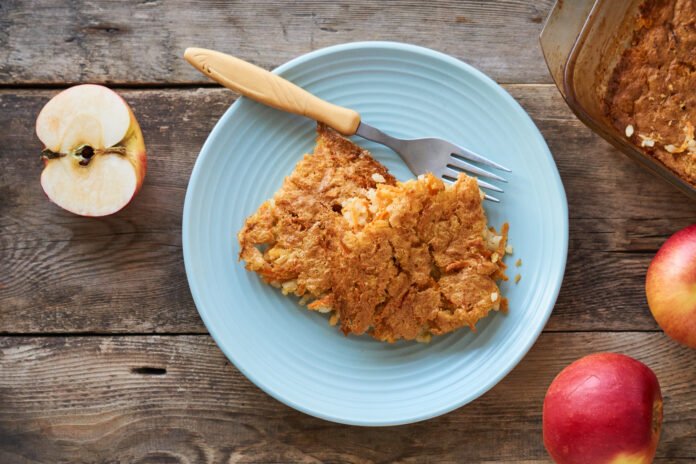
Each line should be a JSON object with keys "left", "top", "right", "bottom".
{"left": 184, "top": 48, "right": 510, "bottom": 201}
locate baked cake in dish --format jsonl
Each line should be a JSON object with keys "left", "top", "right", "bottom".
{"left": 605, "top": 0, "right": 696, "bottom": 186}
{"left": 238, "top": 124, "right": 508, "bottom": 342}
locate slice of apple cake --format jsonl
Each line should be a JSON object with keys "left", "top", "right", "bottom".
{"left": 238, "top": 124, "right": 508, "bottom": 342}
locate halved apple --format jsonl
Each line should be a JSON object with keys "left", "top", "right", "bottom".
{"left": 36, "top": 84, "right": 146, "bottom": 216}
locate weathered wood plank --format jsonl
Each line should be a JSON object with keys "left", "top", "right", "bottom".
{"left": 0, "top": 333, "right": 693, "bottom": 463}
{"left": 1, "top": 87, "right": 695, "bottom": 334}
{"left": 0, "top": 0, "right": 554, "bottom": 85}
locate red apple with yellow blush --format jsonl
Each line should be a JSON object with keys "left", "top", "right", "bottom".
{"left": 543, "top": 353, "right": 662, "bottom": 464}
{"left": 646, "top": 224, "right": 696, "bottom": 348}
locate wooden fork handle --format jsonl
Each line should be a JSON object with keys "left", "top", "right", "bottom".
{"left": 184, "top": 47, "right": 361, "bottom": 135}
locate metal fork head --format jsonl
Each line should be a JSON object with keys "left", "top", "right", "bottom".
{"left": 355, "top": 123, "right": 510, "bottom": 202}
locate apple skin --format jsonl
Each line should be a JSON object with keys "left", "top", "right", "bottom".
{"left": 109, "top": 95, "right": 147, "bottom": 197}
{"left": 646, "top": 224, "right": 696, "bottom": 348}
{"left": 543, "top": 353, "right": 662, "bottom": 464}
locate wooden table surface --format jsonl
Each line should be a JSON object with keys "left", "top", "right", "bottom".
{"left": 1, "top": 1, "right": 695, "bottom": 462}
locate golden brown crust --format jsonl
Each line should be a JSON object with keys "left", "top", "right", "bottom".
{"left": 238, "top": 125, "right": 508, "bottom": 342}
{"left": 605, "top": 0, "right": 696, "bottom": 185}
{"left": 237, "top": 124, "right": 395, "bottom": 297}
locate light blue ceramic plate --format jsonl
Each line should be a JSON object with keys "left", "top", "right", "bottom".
{"left": 183, "top": 42, "right": 568, "bottom": 426}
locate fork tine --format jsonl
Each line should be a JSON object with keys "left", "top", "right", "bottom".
{"left": 484, "top": 194, "right": 500, "bottom": 203}
{"left": 443, "top": 167, "right": 503, "bottom": 192}
{"left": 450, "top": 145, "right": 511, "bottom": 172}
{"left": 447, "top": 157, "right": 507, "bottom": 182}
{"left": 476, "top": 178, "right": 504, "bottom": 193}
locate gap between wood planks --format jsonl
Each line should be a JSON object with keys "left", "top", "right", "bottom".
{"left": 0, "top": 82, "right": 560, "bottom": 90}
{"left": 0, "top": 82, "right": 222, "bottom": 90}
{"left": 0, "top": 329, "right": 664, "bottom": 337}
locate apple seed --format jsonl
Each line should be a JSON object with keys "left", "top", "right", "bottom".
{"left": 75, "top": 145, "right": 95, "bottom": 166}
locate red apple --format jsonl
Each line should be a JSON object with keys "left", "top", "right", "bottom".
{"left": 543, "top": 353, "right": 662, "bottom": 464}
{"left": 646, "top": 224, "right": 696, "bottom": 348}
{"left": 36, "top": 84, "right": 147, "bottom": 216}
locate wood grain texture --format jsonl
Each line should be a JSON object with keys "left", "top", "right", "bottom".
{"left": 3, "top": 2, "right": 695, "bottom": 462}
{"left": 0, "top": 0, "right": 553, "bottom": 85}
{"left": 0, "top": 333, "right": 693, "bottom": 463}
{"left": 2, "top": 87, "right": 696, "bottom": 334}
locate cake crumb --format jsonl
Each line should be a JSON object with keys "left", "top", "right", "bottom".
{"left": 515, "top": 258, "right": 522, "bottom": 267}
{"left": 514, "top": 274, "right": 521, "bottom": 284}
{"left": 371, "top": 173, "right": 386, "bottom": 183}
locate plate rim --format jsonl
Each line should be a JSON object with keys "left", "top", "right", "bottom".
{"left": 182, "top": 41, "right": 569, "bottom": 426}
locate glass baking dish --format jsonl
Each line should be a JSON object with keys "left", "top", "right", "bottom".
{"left": 540, "top": 0, "right": 696, "bottom": 200}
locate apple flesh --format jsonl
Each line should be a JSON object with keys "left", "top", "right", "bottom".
{"left": 646, "top": 224, "right": 696, "bottom": 348}
{"left": 36, "top": 84, "right": 146, "bottom": 216}
{"left": 543, "top": 353, "right": 662, "bottom": 464}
